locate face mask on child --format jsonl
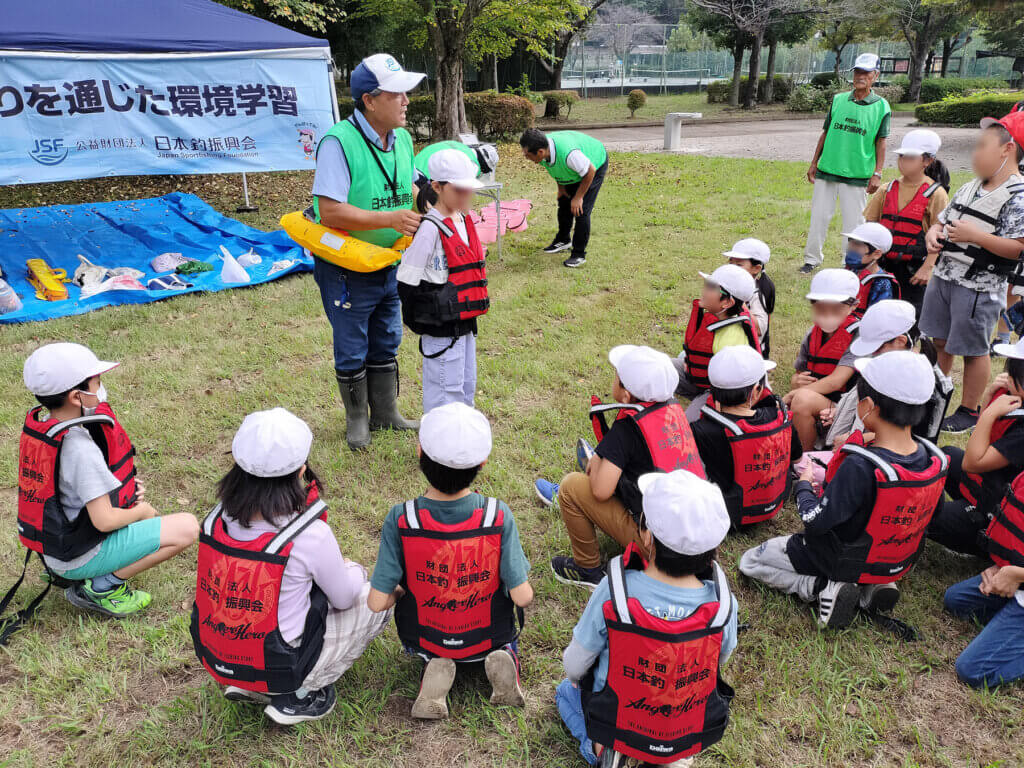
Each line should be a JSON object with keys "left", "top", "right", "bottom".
{"left": 844, "top": 250, "right": 864, "bottom": 271}
{"left": 78, "top": 383, "right": 108, "bottom": 416}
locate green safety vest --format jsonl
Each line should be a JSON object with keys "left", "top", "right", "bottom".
{"left": 542, "top": 131, "right": 608, "bottom": 185}
{"left": 818, "top": 92, "right": 891, "bottom": 180}
{"left": 413, "top": 141, "right": 480, "bottom": 180}
{"left": 312, "top": 117, "right": 414, "bottom": 248}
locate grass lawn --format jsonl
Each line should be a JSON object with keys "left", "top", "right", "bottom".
{"left": 0, "top": 149, "right": 1019, "bottom": 768}
{"left": 536, "top": 92, "right": 790, "bottom": 125}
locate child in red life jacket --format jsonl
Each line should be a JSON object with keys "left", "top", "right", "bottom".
{"left": 742, "top": 352, "right": 946, "bottom": 629}
{"left": 693, "top": 346, "right": 802, "bottom": 530}
{"left": 536, "top": 345, "right": 705, "bottom": 590}
{"left": 724, "top": 238, "right": 775, "bottom": 357}
{"left": 864, "top": 129, "right": 951, "bottom": 316}
{"left": 929, "top": 343, "right": 1024, "bottom": 558}
{"left": 397, "top": 149, "right": 489, "bottom": 413}
{"left": 191, "top": 408, "right": 389, "bottom": 725}
{"left": 841, "top": 222, "right": 898, "bottom": 318}
{"left": 367, "top": 403, "right": 533, "bottom": 720}
{"left": 556, "top": 470, "right": 737, "bottom": 767}
{"left": 19, "top": 343, "right": 198, "bottom": 617}
{"left": 784, "top": 269, "right": 862, "bottom": 452}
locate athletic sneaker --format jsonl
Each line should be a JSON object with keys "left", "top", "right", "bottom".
{"left": 859, "top": 583, "right": 900, "bottom": 614}
{"left": 224, "top": 686, "right": 271, "bottom": 705}
{"left": 551, "top": 556, "right": 605, "bottom": 589}
{"left": 816, "top": 580, "right": 860, "bottom": 629}
{"left": 576, "top": 438, "right": 595, "bottom": 472}
{"left": 485, "top": 648, "right": 525, "bottom": 707}
{"left": 563, "top": 254, "right": 587, "bottom": 268}
{"left": 64, "top": 580, "right": 152, "bottom": 617}
{"left": 941, "top": 405, "right": 979, "bottom": 435}
{"left": 264, "top": 685, "right": 336, "bottom": 725}
{"left": 411, "top": 657, "right": 457, "bottom": 719}
{"left": 535, "top": 478, "right": 559, "bottom": 506}
{"left": 543, "top": 238, "right": 572, "bottom": 254}
{"left": 798, "top": 263, "right": 817, "bottom": 274}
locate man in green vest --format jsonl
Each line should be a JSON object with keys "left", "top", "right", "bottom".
{"left": 520, "top": 128, "right": 609, "bottom": 268}
{"left": 802, "top": 53, "right": 891, "bottom": 274}
{"left": 311, "top": 53, "right": 425, "bottom": 450}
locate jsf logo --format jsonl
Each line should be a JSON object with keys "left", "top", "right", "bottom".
{"left": 29, "top": 138, "right": 68, "bottom": 166}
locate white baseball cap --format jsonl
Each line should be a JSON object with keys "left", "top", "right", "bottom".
{"left": 23, "top": 342, "right": 119, "bottom": 396}
{"left": 851, "top": 53, "right": 880, "bottom": 72}
{"left": 841, "top": 222, "right": 894, "bottom": 254}
{"left": 637, "top": 471, "right": 730, "bottom": 555}
{"left": 855, "top": 351, "right": 935, "bottom": 405}
{"left": 419, "top": 402, "right": 492, "bottom": 469}
{"left": 698, "top": 263, "right": 756, "bottom": 303}
{"left": 806, "top": 268, "right": 860, "bottom": 302}
{"left": 232, "top": 408, "right": 313, "bottom": 478}
{"left": 722, "top": 238, "right": 770, "bottom": 266}
{"left": 850, "top": 299, "right": 916, "bottom": 356}
{"left": 708, "top": 345, "right": 777, "bottom": 389}
{"left": 993, "top": 337, "right": 1024, "bottom": 359}
{"left": 608, "top": 345, "right": 679, "bottom": 403}
{"left": 894, "top": 129, "right": 942, "bottom": 157}
{"left": 351, "top": 53, "right": 425, "bottom": 99}
{"left": 427, "top": 148, "right": 484, "bottom": 189}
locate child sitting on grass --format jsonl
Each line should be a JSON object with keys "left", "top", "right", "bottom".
{"left": 724, "top": 238, "right": 775, "bottom": 356}
{"left": 842, "top": 222, "right": 898, "bottom": 318}
{"left": 368, "top": 402, "right": 533, "bottom": 720}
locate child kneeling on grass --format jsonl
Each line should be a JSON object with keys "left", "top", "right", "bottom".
{"left": 741, "top": 351, "right": 947, "bottom": 629}
{"left": 724, "top": 238, "right": 775, "bottom": 356}
{"left": 368, "top": 402, "right": 533, "bottom": 719}
{"left": 556, "top": 470, "right": 737, "bottom": 767}
{"left": 192, "top": 408, "right": 389, "bottom": 725}
{"left": 19, "top": 343, "right": 198, "bottom": 617}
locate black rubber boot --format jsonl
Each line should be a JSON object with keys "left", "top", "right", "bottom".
{"left": 336, "top": 369, "right": 371, "bottom": 450}
{"left": 366, "top": 359, "right": 419, "bottom": 431}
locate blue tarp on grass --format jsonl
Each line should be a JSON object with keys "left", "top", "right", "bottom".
{"left": 0, "top": 192, "right": 310, "bottom": 324}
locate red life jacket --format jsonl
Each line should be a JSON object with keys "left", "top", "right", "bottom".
{"left": 17, "top": 403, "right": 137, "bottom": 561}
{"left": 394, "top": 497, "right": 519, "bottom": 660}
{"left": 957, "top": 388, "right": 1024, "bottom": 507}
{"left": 981, "top": 471, "right": 1024, "bottom": 568}
{"left": 805, "top": 314, "right": 859, "bottom": 380}
{"left": 879, "top": 180, "right": 940, "bottom": 264}
{"left": 854, "top": 267, "right": 901, "bottom": 318}
{"left": 430, "top": 210, "right": 489, "bottom": 321}
{"left": 828, "top": 439, "right": 948, "bottom": 584}
{"left": 698, "top": 397, "right": 793, "bottom": 527}
{"left": 582, "top": 548, "right": 734, "bottom": 764}
{"left": 190, "top": 496, "right": 329, "bottom": 694}
{"left": 590, "top": 399, "right": 706, "bottom": 480}
{"left": 682, "top": 299, "right": 761, "bottom": 390}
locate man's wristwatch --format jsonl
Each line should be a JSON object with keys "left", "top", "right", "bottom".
{"left": 871, "top": 171, "right": 882, "bottom": 178}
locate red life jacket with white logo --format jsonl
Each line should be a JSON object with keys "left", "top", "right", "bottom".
{"left": 590, "top": 399, "right": 706, "bottom": 480}
{"left": 805, "top": 314, "right": 859, "bottom": 380}
{"left": 854, "top": 267, "right": 901, "bottom": 318}
{"left": 880, "top": 179, "right": 940, "bottom": 265}
{"left": 827, "top": 439, "right": 948, "bottom": 584}
{"left": 698, "top": 397, "right": 793, "bottom": 527}
{"left": 582, "top": 547, "right": 734, "bottom": 764}
{"left": 395, "top": 497, "right": 519, "bottom": 660}
{"left": 17, "top": 403, "right": 137, "bottom": 561}
{"left": 981, "top": 471, "right": 1024, "bottom": 568}
{"left": 190, "top": 495, "right": 329, "bottom": 694}
{"left": 682, "top": 300, "right": 761, "bottom": 390}
{"left": 957, "top": 388, "right": 1024, "bottom": 508}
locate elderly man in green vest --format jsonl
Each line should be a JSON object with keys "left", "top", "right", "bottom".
{"left": 311, "top": 53, "right": 425, "bottom": 450}
{"left": 801, "top": 53, "right": 891, "bottom": 274}
{"left": 520, "top": 128, "right": 609, "bottom": 268}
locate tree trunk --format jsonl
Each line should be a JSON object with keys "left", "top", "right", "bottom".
{"left": 493, "top": 55, "right": 499, "bottom": 92}
{"left": 435, "top": 52, "right": 468, "bottom": 138}
{"left": 906, "top": 37, "right": 931, "bottom": 103}
{"left": 764, "top": 38, "right": 778, "bottom": 104}
{"left": 833, "top": 44, "right": 846, "bottom": 79}
{"left": 743, "top": 30, "right": 764, "bottom": 110}
{"left": 924, "top": 49, "right": 935, "bottom": 80}
{"left": 729, "top": 40, "right": 744, "bottom": 107}
{"left": 940, "top": 37, "right": 953, "bottom": 78}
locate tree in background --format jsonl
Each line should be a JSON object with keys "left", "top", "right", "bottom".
{"left": 879, "top": 0, "right": 973, "bottom": 102}
{"left": 972, "top": 0, "right": 1024, "bottom": 84}
{"left": 216, "top": 0, "right": 343, "bottom": 32}
{"left": 589, "top": 4, "right": 664, "bottom": 92}
{"left": 816, "top": 0, "right": 873, "bottom": 79}
{"left": 763, "top": 13, "right": 815, "bottom": 102}
{"left": 685, "top": 6, "right": 753, "bottom": 107}
{"left": 534, "top": 0, "right": 611, "bottom": 90}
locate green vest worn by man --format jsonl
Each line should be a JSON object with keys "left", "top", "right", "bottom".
{"left": 542, "top": 131, "right": 608, "bottom": 185}
{"left": 818, "top": 92, "right": 891, "bottom": 181}
{"left": 313, "top": 117, "right": 415, "bottom": 248}
{"left": 414, "top": 140, "right": 480, "bottom": 180}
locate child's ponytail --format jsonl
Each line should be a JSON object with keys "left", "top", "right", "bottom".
{"left": 925, "top": 156, "right": 951, "bottom": 192}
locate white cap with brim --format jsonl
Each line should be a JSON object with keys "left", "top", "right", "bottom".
{"left": 849, "top": 299, "right": 916, "bottom": 356}
{"left": 699, "top": 263, "right": 756, "bottom": 303}
{"left": 419, "top": 402, "right": 492, "bottom": 469}
{"left": 806, "top": 268, "right": 860, "bottom": 302}
{"left": 427, "top": 148, "right": 484, "bottom": 189}
{"left": 232, "top": 408, "right": 313, "bottom": 478}
{"left": 840, "top": 222, "right": 894, "bottom": 254}
{"left": 722, "top": 238, "right": 770, "bottom": 266}
{"left": 854, "top": 351, "right": 935, "bottom": 405}
{"left": 894, "top": 128, "right": 941, "bottom": 157}
{"left": 352, "top": 53, "right": 425, "bottom": 99}
{"left": 708, "top": 345, "right": 777, "bottom": 389}
{"left": 993, "top": 337, "right": 1024, "bottom": 359}
{"left": 609, "top": 345, "right": 679, "bottom": 403}
{"left": 638, "top": 471, "right": 730, "bottom": 555}
{"left": 851, "top": 52, "right": 881, "bottom": 72}
{"left": 23, "top": 342, "right": 119, "bottom": 397}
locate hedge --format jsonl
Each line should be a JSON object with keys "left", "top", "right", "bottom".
{"left": 787, "top": 83, "right": 903, "bottom": 113}
{"left": 810, "top": 72, "right": 840, "bottom": 88}
{"left": 707, "top": 75, "right": 794, "bottom": 104}
{"left": 915, "top": 91, "right": 1024, "bottom": 125}
{"left": 540, "top": 89, "right": 579, "bottom": 119}
{"left": 886, "top": 76, "right": 1009, "bottom": 104}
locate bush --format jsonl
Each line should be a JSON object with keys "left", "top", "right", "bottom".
{"left": 915, "top": 91, "right": 1024, "bottom": 125}
{"left": 787, "top": 83, "right": 904, "bottom": 113}
{"left": 916, "top": 77, "right": 1009, "bottom": 104}
{"left": 406, "top": 95, "right": 436, "bottom": 137}
{"left": 873, "top": 85, "right": 905, "bottom": 106}
{"left": 627, "top": 88, "right": 647, "bottom": 117}
{"left": 707, "top": 75, "right": 794, "bottom": 104}
{"left": 540, "top": 89, "right": 579, "bottom": 119}
{"left": 464, "top": 91, "right": 534, "bottom": 139}
{"left": 811, "top": 72, "right": 840, "bottom": 88}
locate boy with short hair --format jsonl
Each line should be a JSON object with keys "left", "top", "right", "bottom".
{"left": 18, "top": 343, "right": 199, "bottom": 616}
{"left": 556, "top": 470, "right": 738, "bottom": 767}
{"left": 694, "top": 346, "right": 802, "bottom": 530}
{"left": 741, "top": 351, "right": 947, "bottom": 629}
{"left": 921, "top": 108, "right": 1024, "bottom": 434}
{"left": 724, "top": 238, "right": 775, "bottom": 356}
{"left": 842, "top": 222, "right": 898, "bottom": 317}
{"left": 368, "top": 402, "right": 533, "bottom": 720}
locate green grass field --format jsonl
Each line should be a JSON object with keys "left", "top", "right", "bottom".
{"left": 0, "top": 149, "right": 1018, "bottom": 768}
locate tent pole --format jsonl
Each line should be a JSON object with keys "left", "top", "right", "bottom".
{"left": 236, "top": 172, "right": 259, "bottom": 213}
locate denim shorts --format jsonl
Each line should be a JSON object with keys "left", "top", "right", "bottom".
{"left": 919, "top": 275, "right": 1004, "bottom": 357}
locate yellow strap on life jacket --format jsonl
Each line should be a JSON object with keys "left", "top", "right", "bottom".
{"left": 279, "top": 210, "right": 411, "bottom": 273}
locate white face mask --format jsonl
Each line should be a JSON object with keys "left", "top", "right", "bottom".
{"left": 78, "top": 383, "right": 108, "bottom": 416}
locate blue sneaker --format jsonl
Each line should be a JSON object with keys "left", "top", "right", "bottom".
{"left": 576, "top": 438, "right": 594, "bottom": 472}
{"left": 535, "top": 478, "right": 559, "bottom": 506}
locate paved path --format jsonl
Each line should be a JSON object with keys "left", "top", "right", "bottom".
{"left": 589, "top": 114, "right": 976, "bottom": 171}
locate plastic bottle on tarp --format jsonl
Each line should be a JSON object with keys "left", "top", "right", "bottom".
{"left": 0, "top": 278, "right": 23, "bottom": 314}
